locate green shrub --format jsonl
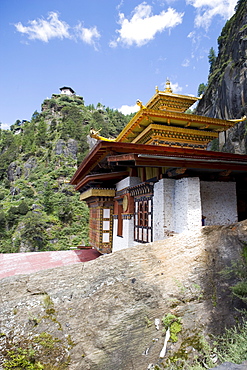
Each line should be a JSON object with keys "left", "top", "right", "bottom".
{"left": 18, "top": 201, "right": 29, "bottom": 215}
{"left": 22, "top": 187, "right": 35, "bottom": 198}
{"left": 231, "top": 281, "right": 247, "bottom": 303}
{"left": 217, "top": 319, "right": 247, "bottom": 364}
{"left": 3, "top": 348, "right": 44, "bottom": 369}
{"left": 0, "top": 211, "right": 6, "bottom": 230}
{"left": 162, "top": 313, "right": 182, "bottom": 343}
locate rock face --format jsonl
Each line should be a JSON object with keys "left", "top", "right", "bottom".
{"left": 196, "top": 2, "right": 247, "bottom": 154}
{"left": 196, "top": 2, "right": 247, "bottom": 121}
{"left": 211, "top": 362, "right": 247, "bottom": 370}
{"left": 7, "top": 162, "right": 22, "bottom": 181}
{"left": 55, "top": 138, "right": 78, "bottom": 159}
{"left": 1, "top": 221, "right": 247, "bottom": 369}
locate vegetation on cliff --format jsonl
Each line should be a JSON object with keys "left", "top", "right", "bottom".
{"left": 196, "top": 0, "right": 247, "bottom": 121}
{"left": 0, "top": 92, "right": 133, "bottom": 253}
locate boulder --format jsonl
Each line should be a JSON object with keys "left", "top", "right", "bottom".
{"left": 7, "top": 162, "right": 22, "bottom": 181}
{"left": 1, "top": 221, "right": 247, "bottom": 369}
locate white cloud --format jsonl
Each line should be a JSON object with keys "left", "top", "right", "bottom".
{"left": 186, "top": 0, "right": 238, "bottom": 28}
{"left": 170, "top": 81, "right": 183, "bottom": 93}
{"left": 160, "top": 80, "right": 183, "bottom": 93}
{"left": 14, "top": 12, "right": 70, "bottom": 42}
{"left": 187, "top": 31, "right": 195, "bottom": 39}
{"left": 110, "top": 2, "right": 184, "bottom": 47}
{"left": 118, "top": 104, "right": 139, "bottom": 115}
{"left": 182, "top": 58, "right": 190, "bottom": 67}
{"left": 1, "top": 123, "right": 11, "bottom": 130}
{"left": 14, "top": 12, "right": 101, "bottom": 48}
{"left": 75, "top": 23, "right": 101, "bottom": 49}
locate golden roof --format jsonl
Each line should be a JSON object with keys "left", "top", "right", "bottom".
{"left": 90, "top": 80, "right": 240, "bottom": 149}
{"left": 115, "top": 80, "right": 237, "bottom": 148}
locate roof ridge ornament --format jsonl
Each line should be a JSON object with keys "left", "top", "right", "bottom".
{"left": 136, "top": 99, "right": 147, "bottom": 110}
{"left": 164, "top": 79, "right": 173, "bottom": 94}
{"left": 229, "top": 115, "right": 246, "bottom": 123}
{"left": 90, "top": 128, "right": 116, "bottom": 142}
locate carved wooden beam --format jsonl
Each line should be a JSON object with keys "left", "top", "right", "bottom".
{"left": 167, "top": 167, "right": 187, "bottom": 177}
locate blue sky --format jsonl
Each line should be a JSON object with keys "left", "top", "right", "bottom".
{"left": 0, "top": 0, "right": 238, "bottom": 129}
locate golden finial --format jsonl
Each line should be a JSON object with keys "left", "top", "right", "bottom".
{"left": 164, "top": 79, "right": 173, "bottom": 93}
{"left": 155, "top": 86, "right": 159, "bottom": 93}
{"left": 136, "top": 99, "right": 146, "bottom": 110}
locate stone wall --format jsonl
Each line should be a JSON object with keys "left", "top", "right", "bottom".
{"left": 154, "top": 178, "right": 237, "bottom": 235}
{"left": 114, "top": 177, "right": 238, "bottom": 249}
{"left": 153, "top": 178, "right": 175, "bottom": 240}
{"left": 200, "top": 181, "right": 238, "bottom": 226}
{"left": 174, "top": 177, "right": 202, "bottom": 233}
{"left": 154, "top": 177, "right": 202, "bottom": 236}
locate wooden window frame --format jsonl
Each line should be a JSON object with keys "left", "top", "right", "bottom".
{"left": 134, "top": 196, "right": 153, "bottom": 243}
{"left": 117, "top": 203, "right": 123, "bottom": 237}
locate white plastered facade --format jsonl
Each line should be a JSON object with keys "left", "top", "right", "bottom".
{"left": 112, "top": 176, "right": 238, "bottom": 251}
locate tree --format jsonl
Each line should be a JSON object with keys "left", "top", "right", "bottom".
{"left": 57, "top": 197, "right": 73, "bottom": 223}
{"left": 0, "top": 211, "right": 6, "bottom": 231}
{"left": 31, "top": 110, "right": 40, "bottom": 122}
{"left": 197, "top": 83, "right": 207, "bottom": 97}
{"left": 43, "top": 183, "right": 54, "bottom": 214}
{"left": 208, "top": 47, "right": 216, "bottom": 74}
{"left": 35, "top": 120, "right": 47, "bottom": 146}
{"left": 235, "top": 0, "right": 245, "bottom": 11}
{"left": 21, "top": 211, "right": 47, "bottom": 250}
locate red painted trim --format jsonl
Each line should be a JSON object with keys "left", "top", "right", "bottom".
{"left": 70, "top": 141, "right": 247, "bottom": 185}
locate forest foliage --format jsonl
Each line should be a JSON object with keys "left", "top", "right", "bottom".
{"left": 0, "top": 92, "right": 133, "bottom": 253}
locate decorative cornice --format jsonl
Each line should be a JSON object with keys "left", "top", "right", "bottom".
{"left": 132, "top": 123, "right": 218, "bottom": 146}
{"left": 80, "top": 188, "right": 115, "bottom": 201}
{"left": 116, "top": 109, "right": 235, "bottom": 143}
{"left": 129, "top": 182, "right": 154, "bottom": 196}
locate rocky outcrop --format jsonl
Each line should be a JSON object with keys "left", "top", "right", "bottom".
{"left": 196, "top": 2, "right": 247, "bottom": 120}
{"left": 196, "top": 2, "right": 247, "bottom": 154}
{"left": 55, "top": 138, "right": 78, "bottom": 159}
{"left": 7, "top": 162, "right": 22, "bottom": 181}
{"left": 24, "top": 157, "right": 37, "bottom": 178}
{"left": 1, "top": 221, "right": 247, "bottom": 369}
{"left": 211, "top": 362, "right": 247, "bottom": 370}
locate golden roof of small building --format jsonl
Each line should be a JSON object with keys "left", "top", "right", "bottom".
{"left": 145, "top": 80, "right": 199, "bottom": 112}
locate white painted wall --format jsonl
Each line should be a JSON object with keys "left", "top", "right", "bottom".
{"left": 153, "top": 177, "right": 202, "bottom": 237}
{"left": 174, "top": 177, "right": 202, "bottom": 233}
{"left": 112, "top": 217, "right": 135, "bottom": 252}
{"left": 112, "top": 176, "right": 141, "bottom": 251}
{"left": 60, "top": 88, "right": 74, "bottom": 96}
{"left": 200, "top": 181, "right": 238, "bottom": 226}
{"left": 153, "top": 178, "right": 175, "bottom": 241}
{"left": 112, "top": 176, "right": 238, "bottom": 252}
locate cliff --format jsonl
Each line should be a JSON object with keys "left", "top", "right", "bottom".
{"left": 1, "top": 221, "right": 247, "bottom": 369}
{"left": 196, "top": 0, "right": 247, "bottom": 154}
{"left": 0, "top": 93, "right": 132, "bottom": 253}
{"left": 196, "top": 0, "right": 247, "bottom": 120}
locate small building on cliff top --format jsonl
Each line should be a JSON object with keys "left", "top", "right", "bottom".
{"left": 59, "top": 86, "right": 75, "bottom": 96}
{"left": 71, "top": 81, "right": 247, "bottom": 254}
